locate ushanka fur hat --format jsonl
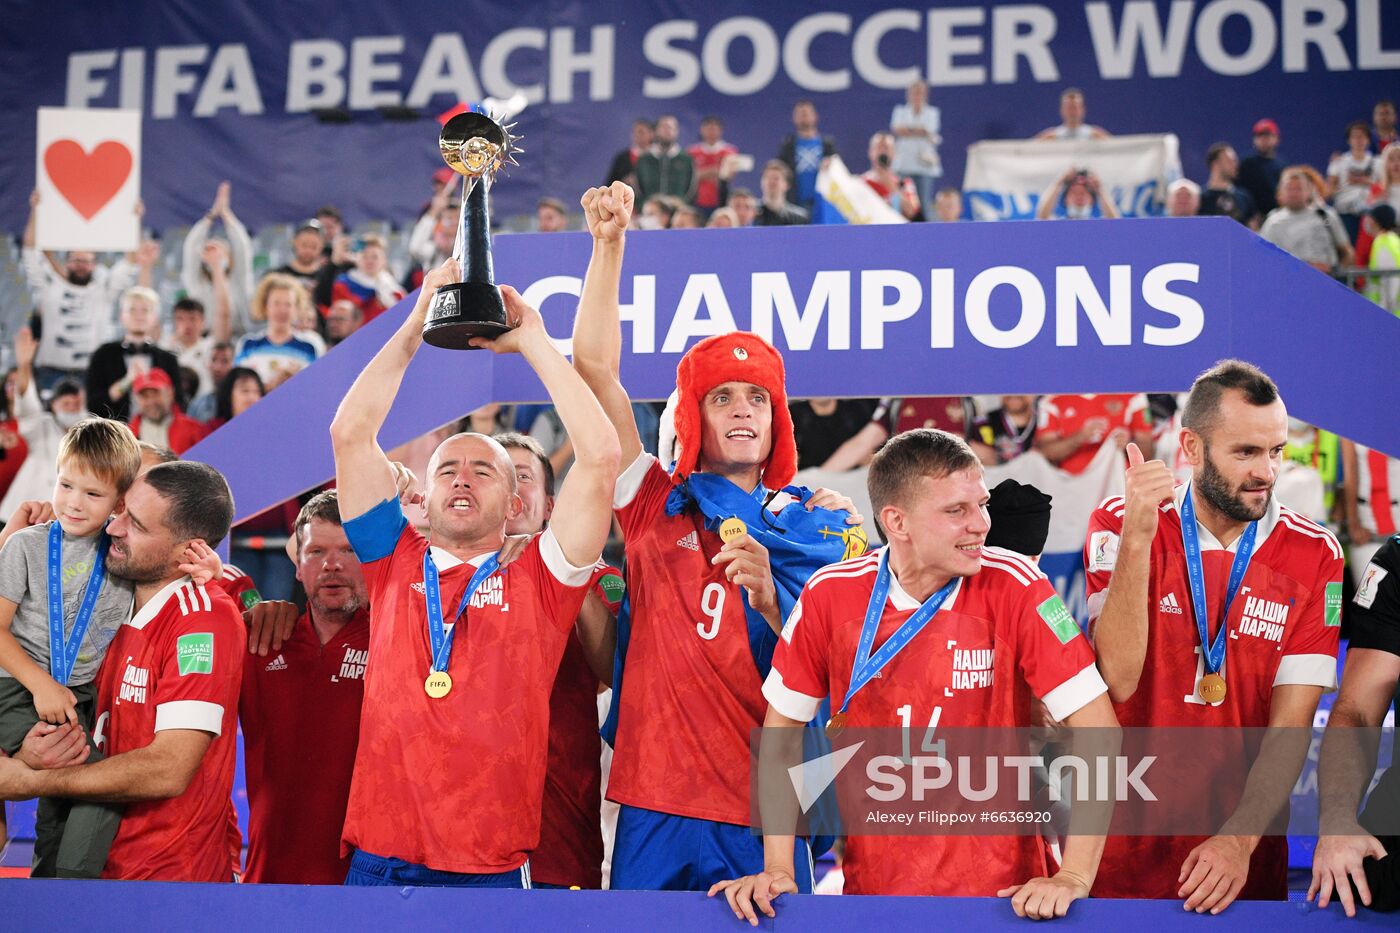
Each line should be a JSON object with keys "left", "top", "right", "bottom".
{"left": 671, "top": 332, "right": 798, "bottom": 489}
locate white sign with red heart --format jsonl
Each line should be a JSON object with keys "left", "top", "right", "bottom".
{"left": 35, "top": 107, "right": 142, "bottom": 252}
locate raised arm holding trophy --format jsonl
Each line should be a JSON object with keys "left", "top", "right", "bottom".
{"left": 423, "top": 108, "right": 522, "bottom": 350}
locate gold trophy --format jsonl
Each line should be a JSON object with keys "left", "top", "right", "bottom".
{"left": 423, "top": 110, "right": 521, "bottom": 349}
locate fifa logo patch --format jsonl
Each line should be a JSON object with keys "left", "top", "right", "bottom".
{"left": 177, "top": 633, "right": 214, "bottom": 676}
{"left": 1324, "top": 582, "right": 1342, "bottom": 627}
{"left": 598, "top": 572, "right": 625, "bottom": 604}
{"left": 1037, "top": 595, "right": 1080, "bottom": 645}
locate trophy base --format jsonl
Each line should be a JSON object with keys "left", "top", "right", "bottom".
{"left": 422, "top": 281, "right": 510, "bottom": 350}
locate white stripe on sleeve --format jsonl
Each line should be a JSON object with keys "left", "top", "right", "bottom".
{"left": 613, "top": 452, "right": 657, "bottom": 510}
{"left": 1273, "top": 653, "right": 1339, "bottom": 690}
{"left": 1039, "top": 664, "right": 1110, "bottom": 722}
{"left": 539, "top": 528, "right": 594, "bottom": 588}
{"left": 762, "top": 668, "right": 822, "bottom": 724}
{"left": 154, "top": 700, "right": 224, "bottom": 735}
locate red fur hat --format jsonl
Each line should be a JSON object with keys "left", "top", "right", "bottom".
{"left": 672, "top": 331, "right": 797, "bottom": 489}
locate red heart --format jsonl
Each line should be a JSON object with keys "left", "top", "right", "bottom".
{"left": 43, "top": 139, "right": 133, "bottom": 221}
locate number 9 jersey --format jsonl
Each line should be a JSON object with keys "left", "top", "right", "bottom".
{"left": 606, "top": 453, "right": 772, "bottom": 827}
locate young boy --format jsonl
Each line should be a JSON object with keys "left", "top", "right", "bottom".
{"left": 0, "top": 417, "right": 217, "bottom": 877}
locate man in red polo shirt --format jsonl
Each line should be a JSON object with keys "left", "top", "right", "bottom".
{"left": 239, "top": 489, "right": 369, "bottom": 884}
{"left": 0, "top": 461, "right": 243, "bottom": 881}
{"left": 128, "top": 369, "right": 208, "bottom": 455}
{"left": 329, "top": 257, "right": 619, "bottom": 887}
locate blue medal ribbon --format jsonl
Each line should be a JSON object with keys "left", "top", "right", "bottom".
{"left": 422, "top": 548, "right": 501, "bottom": 674}
{"left": 46, "top": 522, "right": 108, "bottom": 686}
{"left": 1179, "top": 484, "right": 1257, "bottom": 679}
{"left": 836, "top": 549, "right": 959, "bottom": 716}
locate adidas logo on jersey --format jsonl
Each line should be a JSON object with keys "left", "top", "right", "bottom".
{"left": 1159, "top": 593, "right": 1183, "bottom": 615}
{"left": 676, "top": 531, "right": 700, "bottom": 551}
{"left": 265, "top": 654, "right": 288, "bottom": 672}
{"left": 410, "top": 581, "right": 426, "bottom": 595}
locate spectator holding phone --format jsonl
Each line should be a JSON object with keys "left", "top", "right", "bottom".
{"left": 1036, "top": 167, "right": 1121, "bottom": 220}
{"left": 861, "top": 133, "right": 923, "bottom": 221}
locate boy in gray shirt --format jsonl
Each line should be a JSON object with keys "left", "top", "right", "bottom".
{"left": 0, "top": 418, "right": 217, "bottom": 877}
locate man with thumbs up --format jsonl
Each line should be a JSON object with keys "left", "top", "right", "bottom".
{"left": 1084, "top": 360, "right": 1344, "bottom": 911}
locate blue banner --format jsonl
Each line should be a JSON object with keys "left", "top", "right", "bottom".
{"left": 1, "top": 1, "right": 1396, "bottom": 231}
{"left": 185, "top": 216, "right": 1400, "bottom": 525}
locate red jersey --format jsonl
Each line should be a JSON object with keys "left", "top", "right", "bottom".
{"left": 129, "top": 413, "right": 209, "bottom": 455}
{"left": 607, "top": 454, "right": 786, "bottom": 825}
{"left": 766, "top": 548, "right": 1107, "bottom": 896}
{"left": 1353, "top": 444, "right": 1399, "bottom": 536}
{"left": 1084, "top": 485, "right": 1343, "bottom": 899}
{"left": 210, "top": 563, "right": 262, "bottom": 611}
{"left": 94, "top": 577, "right": 245, "bottom": 881}
{"left": 240, "top": 608, "right": 369, "bottom": 884}
{"left": 688, "top": 141, "right": 738, "bottom": 210}
{"left": 341, "top": 499, "right": 592, "bottom": 874}
{"left": 883, "top": 396, "right": 972, "bottom": 436}
{"left": 0, "top": 418, "right": 28, "bottom": 503}
{"left": 207, "top": 564, "right": 259, "bottom": 879}
{"left": 1038, "top": 394, "right": 1150, "bottom": 475}
{"left": 534, "top": 564, "right": 624, "bottom": 888}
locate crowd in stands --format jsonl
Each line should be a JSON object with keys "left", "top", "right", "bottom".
{"left": 1, "top": 86, "right": 1395, "bottom": 610}
{"left": 595, "top": 89, "right": 1400, "bottom": 309}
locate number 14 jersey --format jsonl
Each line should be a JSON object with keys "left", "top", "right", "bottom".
{"left": 766, "top": 548, "right": 1107, "bottom": 895}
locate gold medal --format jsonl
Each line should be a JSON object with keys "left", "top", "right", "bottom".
{"left": 1197, "top": 672, "right": 1226, "bottom": 704}
{"left": 425, "top": 670, "right": 453, "bottom": 699}
{"left": 825, "top": 712, "right": 847, "bottom": 739}
{"left": 719, "top": 517, "right": 747, "bottom": 544}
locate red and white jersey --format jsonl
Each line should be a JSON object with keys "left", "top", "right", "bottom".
{"left": 240, "top": 609, "right": 369, "bottom": 884}
{"left": 94, "top": 577, "right": 245, "bottom": 881}
{"left": 1084, "top": 484, "right": 1343, "bottom": 899}
{"left": 534, "top": 563, "right": 623, "bottom": 889}
{"left": 341, "top": 502, "right": 592, "bottom": 875}
{"left": 1352, "top": 444, "right": 1400, "bottom": 537}
{"left": 765, "top": 547, "right": 1107, "bottom": 896}
{"left": 209, "top": 562, "right": 262, "bottom": 612}
{"left": 687, "top": 140, "right": 738, "bottom": 209}
{"left": 1038, "top": 394, "right": 1150, "bottom": 475}
{"left": 607, "top": 454, "right": 785, "bottom": 825}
